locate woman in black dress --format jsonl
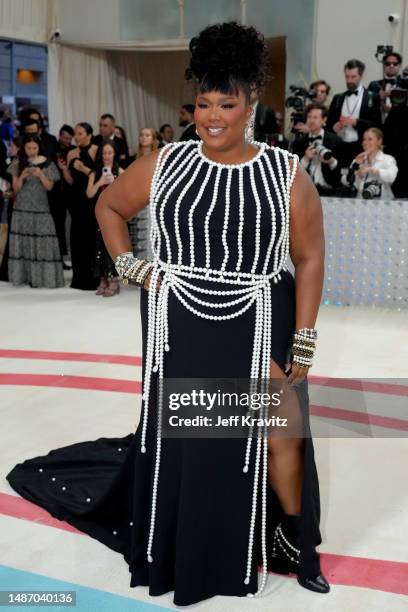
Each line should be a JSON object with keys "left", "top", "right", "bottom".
{"left": 58, "top": 122, "right": 99, "bottom": 290}
{"left": 6, "top": 22, "right": 329, "bottom": 605}
{"left": 86, "top": 141, "right": 124, "bottom": 296}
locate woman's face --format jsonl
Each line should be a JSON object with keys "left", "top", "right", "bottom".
{"left": 24, "top": 141, "right": 39, "bottom": 159}
{"left": 195, "top": 88, "right": 251, "bottom": 151}
{"left": 363, "top": 130, "right": 381, "bottom": 154}
{"left": 139, "top": 129, "right": 153, "bottom": 147}
{"left": 74, "top": 125, "right": 90, "bottom": 147}
{"left": 102, "top": 144, "right": 115, "bottom": 166}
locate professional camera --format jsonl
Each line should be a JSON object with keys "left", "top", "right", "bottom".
{"left": 388, "top": 68, "right": 408, "bottom": 106}
{"left": 346, "top": 161, "right": 359, "bottom": 185}
{"left": 285, "top": 85, "right": 316, "bottom": 110}
{"left": 337, "top": 161, "right": 358, "bottom": 197}
{"left": 362, "top": 181, "right": 382, "bottom": 199}
{"left": 312, "top": 141, "right": 333, "bottom": 161}
{"left": 285, "top": 85, "right": 317, "bottom": 134}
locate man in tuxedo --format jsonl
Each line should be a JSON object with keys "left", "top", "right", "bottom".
{"left": 93, "top": 113, "right": 129, "bottom": 167}
{"left": 368, "top": 52, "right": 405, "bottom": 122}
{"left": 54, "top": 125, "right": 75, "bottom": 266}
{"left": 23, "top": 115, "right": 58, "bottom": 161}
{"left": 178, "top": 104, "right": 200, "bottom": 141}
{"left": 292, "top": 103, "right": 342, "bottom": 196}
{"left": 159, "top": 124, "right": 174, "bottom": 147}
{"left": 327, "top": 59, "right": 381, "bottom": 167}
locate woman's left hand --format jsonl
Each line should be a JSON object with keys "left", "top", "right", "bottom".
{"left": 356, "top": 166, "right": 369, "bottom": 177}
{"left": 73, "top": 159, "right": 88, "bottom": 174}
{"left": 285, "top": 361, "right": 309, "bottom": 385}
{"left": 30, "top": 167, "right": 43, "bottom": 178}
{"left": 357, "top": 166, "right": 378, "bottom": 177}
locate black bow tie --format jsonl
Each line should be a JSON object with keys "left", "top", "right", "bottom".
{"left": 384, "top": 77, "right": 397, "bottom": 84}
{"left": 308, "top": 136, "right": 321, "bottom": 142}
{"left": 346, "top": 89, "right": 358, "bottom": 96}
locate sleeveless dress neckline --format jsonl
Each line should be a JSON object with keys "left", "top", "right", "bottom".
{"left": 196, "top": 139, "right": 267, "bottom": 169}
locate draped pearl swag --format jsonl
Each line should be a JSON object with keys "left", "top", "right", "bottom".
{"left": 139, "top": 140, "right": 299, "bottom": 597}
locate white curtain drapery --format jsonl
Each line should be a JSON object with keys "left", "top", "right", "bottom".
{"left": 48, "top": 43, "right": 192, "bottom": 149}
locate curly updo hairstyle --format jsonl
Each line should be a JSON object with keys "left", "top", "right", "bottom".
{"left": 185, "top": 21, "right": 268, "bottom": 102}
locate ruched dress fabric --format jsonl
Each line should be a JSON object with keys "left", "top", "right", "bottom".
{"left": 6, "top": 140, "right": 323, "bottom": 606}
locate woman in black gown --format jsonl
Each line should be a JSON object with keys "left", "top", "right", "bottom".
{"left": 59, "top": 122, "right": 99, "bottom": 290}
{"left": 86, "top": 141, "right": 124, "bottom": 296}
{"left": 6, "top": 22, "right": 330, "bottom": 605}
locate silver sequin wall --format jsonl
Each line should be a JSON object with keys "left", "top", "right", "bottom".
{"left": 320, "top": 197, "right": 408, "bottom": 310}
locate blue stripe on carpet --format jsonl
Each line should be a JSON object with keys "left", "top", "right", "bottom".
{"left": 0, "top": 565, "right": 174, "bottom": 611}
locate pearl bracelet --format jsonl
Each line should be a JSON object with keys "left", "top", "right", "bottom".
{"left": 292, "top": 327, "right": 317, "bottom": 368}
{"left": 115, "top": 252, "right": 154, "bottom": 287}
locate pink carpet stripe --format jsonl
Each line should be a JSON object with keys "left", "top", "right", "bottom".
{"left": 0, "top": 374, "right": 407, "bottom": 430}
{"left": 0, "top": 492, "right": 82, "bottom": 534}
{"left": 0, "top": 349, "right": 142, "bottom": 367}
{"left": 309, "top": 375, "right": 408, "bottom": 397}
{"left": 1, "top": 351, "right": 406, "bottom": 396}
{"left": 259, "top": 552, "right": 408, "bottom": 596}
{"left": 0, "top": 373, "right": 140, "bottom": 394}
{"left": 0, "top": 492, "right": 406, "bottom": 595}
{"left": 311, "top": 403, "right": 408, "bottom": 431}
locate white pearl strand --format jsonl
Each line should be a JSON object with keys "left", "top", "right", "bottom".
{"left": 140, "top": 140, "right": 299, "bottom": 597}
{"left": 159, "top": 154, "right": 200, "bottom": 263}
{"left": 189, "top": 165, "right": 213, "bottom": 270}
{"left": 151, "top": 144, "right": 199, "bottom": 259}
{"left": 249, "top": 164, "right": 262, "bottom": 275}
{"left": 237, "top": 167, "right": 245, "bottom": 274}
{"left": 204, "top": 166, "right": 222, "bottom": 274}
{"left": 220, "top": 169, "right": 232, "bottom": 273}
{"left": 175, "top": 159, "right": 205, "bottom": 267}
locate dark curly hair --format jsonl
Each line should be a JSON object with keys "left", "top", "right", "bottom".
{"left": 185, "top": 21, "right": 268, "bottom": 101}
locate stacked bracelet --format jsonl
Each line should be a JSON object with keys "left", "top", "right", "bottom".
{"left": 292, "top": 328, "right": 317, "bottom": 368}
{"left": 115, "top": 252, "right": 154, "bottom": 287}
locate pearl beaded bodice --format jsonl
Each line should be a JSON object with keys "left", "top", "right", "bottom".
{"left": 141, "top": 139, "right": 299, "bottom": 598}
{"left": 152, "top": 139, "right": 294, "bottom": 282}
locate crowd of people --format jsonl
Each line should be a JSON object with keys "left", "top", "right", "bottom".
{"left": 0, "top": 50, "right": 406, "bottom": 290}
{"left": 285, "top": 53, "right": 406, "bottom": 199}
{"left": 0, "top": 105, "right": 198, "bottom": 290}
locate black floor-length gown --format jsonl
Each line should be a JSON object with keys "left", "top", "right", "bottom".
{"left": 68, "top": 144, "right": 99, "bottom": 290}
{"left": 6, "top": 140, "right": 323, "bottom": 606}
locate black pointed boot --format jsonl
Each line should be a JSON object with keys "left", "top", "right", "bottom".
{"left": 269, "top": 513, "right": 330, "bottom": 594}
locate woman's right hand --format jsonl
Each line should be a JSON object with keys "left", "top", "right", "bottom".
{"left": 99, "top": 173, "right": 114, "bottom": 186}
{"left": 354, "top": 152, "right": 366, "bottom": 165}
{"left": 20, "top": 168, "right": 31, "bottom": 179}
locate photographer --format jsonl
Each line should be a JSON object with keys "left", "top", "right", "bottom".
{"left": 327, "top": 59, "right": 381, "bottom": 167}
{"left": 292, "top": 103, "right": 341, "bottom": 196}
{"left": 292, "top": 80, "right": 331, "bottom": 135}
{"left": 343, "top": 128, "right": 397, "bottom": 199}
{"left": 368, "top": 52, "right": 405, "bottom": 121}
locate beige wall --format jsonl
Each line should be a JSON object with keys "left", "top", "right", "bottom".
{"left": 0, "top": 0, "right": 51, "bottom": 43}
{"left": 54, "top": 0, "right": 120, "bottom": 44}
{"left": 313, "top": 0, "right": 408, "bottom": 94}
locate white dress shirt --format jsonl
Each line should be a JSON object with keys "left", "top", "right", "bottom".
{"left": 339, "top": 84, "right": 364, "bottom": 143}
{"left": 344, "top": 150, "right": 398, "bottom": 199}
{"left": 300, "top": 129, "right": 338, "bottom": 189}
